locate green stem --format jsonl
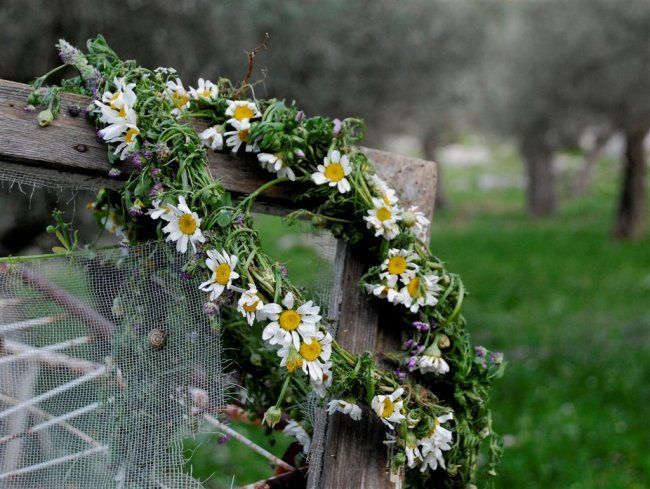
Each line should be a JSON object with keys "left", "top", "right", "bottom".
{"left": 275, "top": 376, "right": 291, "bottom": 407}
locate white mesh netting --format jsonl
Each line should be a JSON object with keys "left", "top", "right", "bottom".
{"left": 0, "top": 242, "right": 226, "bottom": 488}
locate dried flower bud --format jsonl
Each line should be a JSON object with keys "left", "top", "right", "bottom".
{"left": 402, "top": 210, "right": 418, "bottom": 228}
{"left": 437, "top": 334, "right": 450, "bottom": 349}
{"left": 262, "top": 406, "right": 282, "bottom": 428}
{"left": 37, "top": 109, "right": 54, "bottom": 127}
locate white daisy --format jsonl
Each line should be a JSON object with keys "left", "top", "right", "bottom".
{"left": 162, "top": 196, "right": 206, "bottom": 253}
{"left": 199, "top": 249, "right": 239, "bottom": 301}
{"left": 147, "top": 199, "right": 175, "bottom": 222}
{"left": 225, "top": 120, "right": 258, "bottom": 153}
{"left": 406, "top": 434, "right": 424, "bottom": 469}
{"left": 417, "top": 344, "right": 449, "bottom": 375}
{"left": 398, "top": 273, "right": 441, "bottom": 313}
{"left": 225, "top": 100, "right": 261, "bottom": 124}
{"left": 283, "top": 420, "right": 311, "bottom": 453}
{"left": 98, "top": 110, "right": 140, "bottom": 160}
{"left": 327, "top": 399, "right": 362, "bottom": 421}
{"left": 189, "top": 78, "right": 219, "bottom": 102}
{"left": 278, "top": 331, "right": 332, "bottom": 381}
{"left": 403, "top": 205, "right": 430, "bottom": 242}
{"left": 380, "top": 248, "right": 419, "bottom": 282}
{"left": 367, "top": 174, "right": 399, "bottom": 206}
{"left": 237, "top": 284, "right": 264, "bottom": 325}
{"left": 102, "top": 77, "right": 136, "bottom": 107}
{"left": 366, "top": 275, "right": 401, "bottom": 303}
{"left": 261, "top": 292, "right": 321, "bottom": 349}
{"left": 371, "top": 387, "right": 406, "bottom": 429}
{"left": 310, "top": 361, "right": 333, "bottom": 397}
{"left": 165, "top": 78, "right": 191, "bottom": 116}
{"left": 311, "top": 150, "right": 352, "bottom": 193}
{"left": 419, "top": 413, "right": 453, "bottom": 472}
{"left": 103, "top": 211, "right": 125, "bottom": 238}
{"left": 258, "top": 153, "right": 296, "bottom": 181}
{"left": 364, "top": 197, "right": 402, "bottom": 240}
{"left": 199, "top": 125, "right": 224, "bottom": 151}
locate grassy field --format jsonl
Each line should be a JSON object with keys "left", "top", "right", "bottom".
{"left": 431, "top": 144, "right": 650, "bottom": 488}
{"left": 186, "top": 142, "right": 650, "bottom": 487}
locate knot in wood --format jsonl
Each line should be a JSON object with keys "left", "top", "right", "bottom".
{"left": 74, "top": 143, "right": 88, "bottom": 153}
{"left": 147, "top": 328, "right": 167, "bottom": 350}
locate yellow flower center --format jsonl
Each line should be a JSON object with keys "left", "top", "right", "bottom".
{"left": 279, "top": 310, "right": 301, "bottom": 331}
{"left": 178, "top": 214, "right": 197, "bottom": 235}
{"left": 233, "top": 104, "right": 255, "bottom": 121}
{"left": 324, "top": 162, "right": 345, "bottom": 182}
{"left": 286, "top": 352, "right": 304, "bottom": 373}
{"left": 299, "top": 340, "right": 322, "bottom": 361}
{"left": 171, "top": 91, "right": 189, "bottom": 109}
{"left": 376, "top": 207, "right": 392, "bottom": 222}
{"left": 382, "top": 194, "right": 392, "bottom": 206}
{"left": 407, "top": 276, "right": 420, "bottom": 297}
{"left": 387, "top": 256, "right": 407, "bottom": 275}
{"left": 381, "top": 398, "right": 395, "bottom": 418}
{"left": 214, "top": 263, "right": 232, "bottom": 285}
{"left": 125, "top": 127, "right": 140, "bottom": 143}
{"left": 242, "top": 299, "right": 259, "bottom": 312}
{"left": 200, "top": 89, "right": 212, "bottom": 99}
{"left": 238, "top": 129, "right": 250, "bottom": 143}
{"left": 110, "top": 92, "right": 121, "bottom": 109}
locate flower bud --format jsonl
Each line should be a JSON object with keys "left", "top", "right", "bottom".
{"left": 437, "top": 334, "right": 450, "bottom": 349}
{"left": 311, "top": 215, "right": 328, "bottom": 228}
{"left": 249, "top": 352, "right": 262, "bottom": 366}
{"left": 262, "top": 406, "right": 282, "bottom": 428}
{"left": 406, "top": 412, "right": 420, "bottom": 429}
{"left": 402, "top": 210, "right": 417, "bottom": 227}
{"left": 37, "top": 109, "right": 54, "bottom": 127}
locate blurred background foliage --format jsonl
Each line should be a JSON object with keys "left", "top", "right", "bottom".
{"left": 1, "top": 0, "right": 649, "bottom": 487}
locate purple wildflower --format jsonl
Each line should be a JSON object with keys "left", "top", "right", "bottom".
{"left": 490, "top": 352, "right": 504, "bottom": 365}
{"left": 151, "top": 167, "right": 161, "bottom": 177}
{"left": 150, "top": 182, "right": 164, "bottom": 197}
{"left": 475, "top": 346, "right": 487, "bottom": 358}
{"left": 295, "top": 148, "right": 305, "bottom": 158}
{"left": 394, "top": 369, "right": 407, "bottom": 382}
{"left": 234, "top": 214, "right": 245, "bottom": 226}
{"left": 403, "top": 339, "right": 418, "bottom": 350}
{"left": 128, "top": 206, "right": 143, "bottom": 217}
{"left": 67, "top": 105, "right": 81, "bottom": 117}
{"left": 295, "top": 110, "right": 305, "bottom": 122}
{"left": 406, "top": 356, "right": 418, "bottom": 372}
{"left": 332, "top": 118, "right": 342, "bottom": 135}
{"left": 202, "top": 302, "right": 219, "bottom": 316}
{"left": 130, "top": 153, "right": 142, "bottom": 170}
{"left": 108, "top": 168, "right": 122, "bottom": 179}
{"left": 24, "top": 105, "right": 36, "bottom": 113}
{"left": 279, "top": 263, "right": 289, "bottom": 278}
{"left": 412, "top": 321, "right": 430, "bottom": 331}
{"left": 180, "top": 271, "right": 192, "bottom": 281}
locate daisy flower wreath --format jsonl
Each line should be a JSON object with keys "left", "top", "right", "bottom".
{"left": 28, "top": 37, "right": 505, "bottom": 487}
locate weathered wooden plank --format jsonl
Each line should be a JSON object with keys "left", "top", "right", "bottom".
{"left": 312, "top": 155, "right": 436, "bottom": 489}
{"left": 0, "top": 79, "right": 436, "bottom": 214}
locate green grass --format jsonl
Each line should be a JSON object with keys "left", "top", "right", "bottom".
{"left": 431, "top": 144, "right": 650, "bottom": 488}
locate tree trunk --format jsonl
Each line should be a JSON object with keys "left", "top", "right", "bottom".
{"left": 520, "top": 138, "right": 556, "bottom": 217}
{"left": 613, "top": 127, "right": 648, "bottom": 240}
{"left": 423, "top": 132, "right": 447, "bottom": 210}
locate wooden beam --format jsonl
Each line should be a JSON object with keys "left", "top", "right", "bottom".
{"left": 0, "top": 78, "right": 437, "bottom": 489}
{"left": 0, "top": 80, "right": 435, "bottom": 213}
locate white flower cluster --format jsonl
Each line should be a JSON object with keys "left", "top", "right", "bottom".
{"left": 95, "top": 77, "right": 140, "bottom": 160}
{"left": 363, "top": 174, "right": 430, "bottom": 242}
{"left": 408, "top": 413, "right": 454, "bottom": 472}
{"left": 366, "top": 248, "right": 441, "bottom": 313}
